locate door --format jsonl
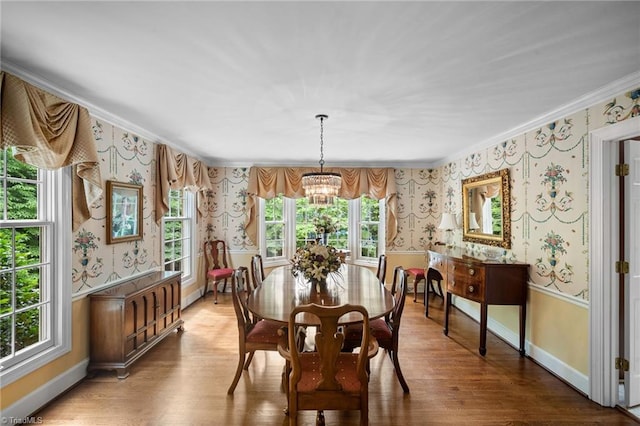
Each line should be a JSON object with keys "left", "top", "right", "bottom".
{"left": 624, "top": 138, "right": 640, "bottom": 407}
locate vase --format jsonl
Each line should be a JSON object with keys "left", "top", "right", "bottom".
{"left": 310, "top": 278, "right": 328, "bottom": 293}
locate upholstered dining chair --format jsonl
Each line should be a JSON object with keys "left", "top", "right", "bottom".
{"left": 376, "top": 254, "right": 387, "bottom": 285}
{"left": 343, "top": 266, "right": 410, "bottom": 393}
{"left": 228, "top": 268, "right": 283, "bottom": 395}
{"left": 250, "top": 254, "right": 265, "bottom": 289}
{"left": 406, "top": 267, "right": 426, "bottom": 303}
{"left": 203, "top": 239, "right": 234, "bottom": 304}
{"left": 278, "top": 303, "right": 379, "bottom": 426}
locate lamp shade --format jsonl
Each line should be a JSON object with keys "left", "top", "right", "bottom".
{"left": 438, "top": 213, "right": 457, "bottom": 231}
{"left": 468, "top": 213, "right": 480, "bottom": 230}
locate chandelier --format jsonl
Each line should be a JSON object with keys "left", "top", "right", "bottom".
{"left": 302, "top": 114, "right": 342, "bottom": 205}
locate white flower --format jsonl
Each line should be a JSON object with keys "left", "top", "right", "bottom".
{"left": 290, "top": 243, "right": 343, "bottom": 283}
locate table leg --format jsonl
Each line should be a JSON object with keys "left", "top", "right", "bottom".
{"left": 479, "top": 303, "right": 487, "bottom": 356}
{"left": 443, "top": 292, "right": 451, "bottom": 336}
{"left": 519, "top": 303, "right": 526, "bottom": 356}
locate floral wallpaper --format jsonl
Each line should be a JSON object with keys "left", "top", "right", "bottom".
{"left": 71, "top": 119, "right": 160, "bottom": 295}
{"left": 390, "top": 87, "right": 639, "bottom": 301}
{"left": 72, "top": 87, "right": 638, "bottom": 301}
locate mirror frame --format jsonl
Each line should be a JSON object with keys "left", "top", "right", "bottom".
{"left": 461, "top": 168, "right": 511, "bottom": 249}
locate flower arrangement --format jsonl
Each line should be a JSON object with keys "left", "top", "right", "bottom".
{"left": 313, "top": 214, "right": 338, "bottom": 234}
{"left": 291, "top": 243, "right": 343, "bottom": 283}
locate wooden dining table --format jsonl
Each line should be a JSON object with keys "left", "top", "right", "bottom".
{"left": 247, "top": 263, "right": 394, "bottom": 326}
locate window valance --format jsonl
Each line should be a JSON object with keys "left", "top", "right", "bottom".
{"left": 155, "top": 144, "right": 213, "bottom": 223}
{"left": 245, "top": 166, "right": 397, "bottom": 246}
{"left": 0, "top": 71, "right": 102, "bottom": 231}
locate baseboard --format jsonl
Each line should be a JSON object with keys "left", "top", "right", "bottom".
{"left": 1, "top": 358, "right": 89, "bottom": 420}
{"left": 452, "top": 299, "right": 588, "bottom": 395}
{"left": 183, "top": 282, "right": 205, "bottom": 308}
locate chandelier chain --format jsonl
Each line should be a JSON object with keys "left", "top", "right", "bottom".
{"left": 318, "top": 115, "right": 325, "bottom": 170}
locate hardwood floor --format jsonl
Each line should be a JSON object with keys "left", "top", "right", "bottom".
{"left": 36, "top": 291, "right": 639, "bottom": 425}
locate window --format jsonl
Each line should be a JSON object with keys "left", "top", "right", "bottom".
{"left": 264, "top": 197, "right": 285, "bottom": 259}
{"left": 359, "top": 196, "right": 382, "bottom": 258}
{"left": 260, "top": 195, "right": 384, "bottom": 265}
{"left": 0, "top": 148, "right": 71, "bottom": 384}
{"left": 162, "top": 189, "right": 194, "bottom": 281}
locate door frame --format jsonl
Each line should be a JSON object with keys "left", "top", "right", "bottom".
{"left": 589, "top": 116, "right": 640, "bottom": 406}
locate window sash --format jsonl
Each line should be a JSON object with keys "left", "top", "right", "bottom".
{"left": 0, "top": 159, "right": 71, "bottom": 383}
{"left": 260, "top": 195, "right": 384, "bottom": 265}
{"left": 162, "top": 190, "right": 194, "bottom": 280}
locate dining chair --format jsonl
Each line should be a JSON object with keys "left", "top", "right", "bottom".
{"left": 343, "top": 266, "right": 410, "bottom": 393}
{"left": 406, "top": 267, "right": 426, "bottom": 303}
{"left": 278, "top": 303, "right": 379, "bottom": 426}
{"left": 376, "top": 254, "right": 387, "bottom": 284}
{"left": 228, "top": 268, "right": 284, "bottom": 395}
{"left": 203, "top": 239, "right": 234, "bottom": 304}
{"left": 250, "top": 254, "right": 265, "bottom": 289}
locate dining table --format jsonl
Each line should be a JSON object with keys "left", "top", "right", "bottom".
{"left": 247, "top": 263, "right": 394, "bottom": 326}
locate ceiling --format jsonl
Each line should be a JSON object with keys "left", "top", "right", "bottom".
{"left": 2, "top": 1, "right": 639, "bottom": 168}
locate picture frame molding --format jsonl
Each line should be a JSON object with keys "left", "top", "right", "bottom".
{"left": 106, "top": 180, "right": 143, "bottom": 244}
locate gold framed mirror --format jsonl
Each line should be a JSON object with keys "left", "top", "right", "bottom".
{"left": 461, "top": 168, "right": 511, "bottom": 249}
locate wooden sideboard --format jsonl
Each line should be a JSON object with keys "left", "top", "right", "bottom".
{"left": 428, "top": 247, "right": 529, "bottom": 356}
{"left": 88, "top": 271, "right": 183, "bottom": 378}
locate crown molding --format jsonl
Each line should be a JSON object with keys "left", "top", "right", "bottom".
{"left": 437, "top": 71, "right": 640, "bottom": 167}
{"left": 1, "top": 61, "right": 204, "bottom": 161}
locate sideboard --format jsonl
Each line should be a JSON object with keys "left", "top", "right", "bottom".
{"left": 427, "top": 247, "right": 529, "bottom": 356}
{"left": 88, "top": 271, "right": 183, "bottom": 378}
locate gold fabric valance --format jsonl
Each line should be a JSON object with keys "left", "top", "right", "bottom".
{"left": 0, "top": 71, "right": 102, "bottom": 231}
{"left": 155, "top": 144, "right": 213, "bottom": 222}
{"left": 245, "top": 166, "right": 397, "bottom": 246}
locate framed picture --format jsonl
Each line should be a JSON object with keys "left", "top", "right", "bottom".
{"left": 106, "top": 180, "right": 143, "bottom": 244}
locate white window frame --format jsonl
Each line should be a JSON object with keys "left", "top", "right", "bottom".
{"left": 259, "top": 196, "right": 385, "bottom": 268}
{"left": 0, "top": 165, "right": 71, "bottom": 386}
{"left": 162, "top": 189, "right": 195, "bottom": 284}
{"left": 349, "top": 196, "right": 385, "bottom": 267}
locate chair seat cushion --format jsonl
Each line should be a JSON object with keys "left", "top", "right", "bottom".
{"left": 246, "top": 319, "right": 281, "bottom": 344}
{"left": 406, "top": 267, "right": 425, "bottom": 279}
{"left": 343, "top": 318, "right": 392, "bottom": 349}
{"left": 208, "top": 268, "right": 234, "bottom": 280}
{"left": 297, "top": 353, "right": 362, "bottom": 392}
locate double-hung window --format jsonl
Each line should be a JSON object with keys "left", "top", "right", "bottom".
{"left": 0, "top": 148, "right": 71, "bottom": 384}
{"left": 162, "top": 189, "right": 195, "bottom": 281}
{"left": 259, "top": 195, "right": 384, "bottom": 266}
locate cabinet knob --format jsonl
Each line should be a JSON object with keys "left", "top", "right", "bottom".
{"left": 468, "top": 285, "right": 475, "bottom": 293}
{"left": 451, "top": 281, "right": 456, "bottom": 287}
{"left": 469, "top": 268, "right": 475, "bottom": 276}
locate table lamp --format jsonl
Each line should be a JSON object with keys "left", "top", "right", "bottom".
{"left": 438, "top": 213, "right": 457, "bottom": 247}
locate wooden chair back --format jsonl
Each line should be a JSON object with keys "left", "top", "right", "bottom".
{"left": 230, "top": 268, "right": 252, "bottom": 333}
{"left": 389, "top": 266, "right": 408, "bottom": 331}
{"left": 279, "top": 303, "right": 378, "bottom": 425}
{"left": 203, "top": 240, "right": 234, "bottom": 303}
{"left": 250, "top": 254, "right": 265, "bottom": 289}
{"left": 376, "top": 254, "right": 387, "bottom": 284}
{"left": 204, "top": 239, "right": 229, "bottom": 271}
{"left": 228, "top": 267, "right": 283, "bottom": 394}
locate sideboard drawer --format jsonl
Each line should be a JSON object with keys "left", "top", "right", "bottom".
{"left": 428, "top": 252, "right": 447, "bottom": 275}
{"left": 428, "top": 247, "right": 529, "bottom": 356}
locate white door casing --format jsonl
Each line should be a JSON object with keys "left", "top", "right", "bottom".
{"left": 589, "top": 115, "right": 640, "bottom": 407}
{"left": 624, "top": 139, "right": 640, "bottom": 407}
